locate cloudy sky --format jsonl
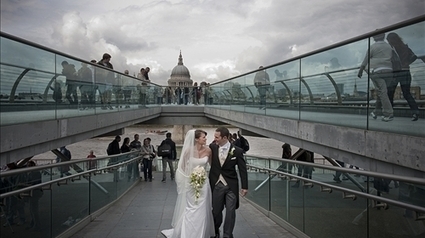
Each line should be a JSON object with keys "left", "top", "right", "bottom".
{"left": 1, "top": 0, "right": 424, "bottom": 85}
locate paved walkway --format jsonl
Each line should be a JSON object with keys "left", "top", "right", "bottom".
{"left": 73, "top": 172, "right": 297, "bottom": 238}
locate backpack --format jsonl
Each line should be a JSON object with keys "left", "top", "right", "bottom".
{"left": 107, "top": 142, "right": 113, "bottom": 155}
{"left": 240, "top": 137, "right": 250, "bottom": 152}
{"left": 157, "top": 142, "right": 171, "bottom": 157}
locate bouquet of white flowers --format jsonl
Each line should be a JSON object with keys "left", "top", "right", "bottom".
{"left": 190, "top": 165, "right": 206, "bottom": 203}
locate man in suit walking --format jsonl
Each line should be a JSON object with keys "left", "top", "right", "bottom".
{"left": 209, "top": 127, "right": 248, "bottom": 238}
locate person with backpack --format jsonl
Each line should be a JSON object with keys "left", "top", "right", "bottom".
{"left": 236, "top": 131, "right": 250, "bottom": 154}
{"left": 158, "top": 132, "right": 177, "bottom": 183}
{"left": 59, "top": 146, "right": 72, "bottom": 177}
{"left": 107, "top": 136, "right": 121, "bottom": 156}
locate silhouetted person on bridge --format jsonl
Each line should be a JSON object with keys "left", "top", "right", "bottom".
{"left": 281, "top": 143, "right": 292, "bottom": 173}
{"left": 98, "top": 53, "right": 114, "bottom": 110}
{"left": 254, "top": 66, "right": 270, "bottom": 110}
{"left": 50, "top": 80, "right": 63, "bottom": 103}
{"left": 175, "top": 86, "right": 183, "bottom": 105}
{"left": 107, "top": 135, "right": 121, "bottom": 182}
{"left": 292, "top": 149, "right": 314, "bottom": 188}
{"left": 59, "top": 146, "right": 72, "bottom": 178}
{"left": 386, "top": 32, "right": 419, "bottom": 121}
{"left": 62, "top": 61, "right": 78, "bottom": 105}
{"left": 77, "top": 62, "right": 93, "bottom": 110}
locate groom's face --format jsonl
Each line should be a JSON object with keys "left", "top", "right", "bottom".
{"left": 214, "top": 131, "right": 228, "bottom": 147}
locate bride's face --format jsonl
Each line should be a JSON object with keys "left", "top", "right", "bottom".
{"left": 195, "top": 133, "right": 207, "bottom": 146}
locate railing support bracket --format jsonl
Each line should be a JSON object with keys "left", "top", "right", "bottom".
{"left": 320, "top": 186, "right": 332, "bottom": 193}
{"left": 343, "top": 192, "right": 357, "bottom": 200}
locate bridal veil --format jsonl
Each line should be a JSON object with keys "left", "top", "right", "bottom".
{"left": 171, "top": 129, "right": 196, "bottom": 227}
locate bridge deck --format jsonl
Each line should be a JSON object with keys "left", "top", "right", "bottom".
{"left": 73, "top": 172, "right": 296, "bottom": 238}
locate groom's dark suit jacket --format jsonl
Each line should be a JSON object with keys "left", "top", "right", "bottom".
{"left": 209, "top": 143, "right": 248, "bottom": 209}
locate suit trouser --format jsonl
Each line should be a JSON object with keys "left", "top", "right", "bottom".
{"left": 212, "top": 182, "right": 237, "bottom": 238}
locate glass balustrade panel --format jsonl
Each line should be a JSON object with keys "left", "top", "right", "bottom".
{"left": 229, "top": 76, "right": 248, "bottom": 112}
{"left": 246, "top": 167, "right": 270, "bottom": 211}
{"left": 302, "top": 165, "right": 368, "bottom": 237}
{"left": 51, "top": 175, "right": 89, "bottom": 237}
{"left": 299, "top": 40, "right": 369, "bottom": 130}
{"left": 367, "top": 197, "right": 425, "bottom": 238}
{"left": 90, "top": 168, "right": 118, "bottom": 213}
{"left": 366, "top": 22, "right": 425, "bottom": 137}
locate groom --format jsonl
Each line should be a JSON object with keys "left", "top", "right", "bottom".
{"left": 209, "top": 127, "right": 248, "bottom": 238}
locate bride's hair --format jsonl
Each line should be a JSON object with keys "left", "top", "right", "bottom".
{"left": 194, "top": 129, "right": 207, "bottom": 144}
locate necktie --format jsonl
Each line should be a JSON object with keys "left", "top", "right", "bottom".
{"left": 219, "top": 147, "right": 226, "bottom": 165}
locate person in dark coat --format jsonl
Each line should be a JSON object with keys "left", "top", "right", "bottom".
{"left": 159, "top": 132, "right": 177, "bottom": 183}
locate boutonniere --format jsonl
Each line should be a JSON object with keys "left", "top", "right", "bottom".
{"left": 229, "top": 147, "right": 236, "bottom": 157}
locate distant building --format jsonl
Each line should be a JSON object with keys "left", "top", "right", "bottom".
{"left": 167, "top": 51, "right": 193, "bottom": 88}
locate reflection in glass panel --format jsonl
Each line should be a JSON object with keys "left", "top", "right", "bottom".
{"left": 366, "top": 22, "right": 425, "bottom": 136}
{"left": 304, "top": 184, "right": 368, "bottom": 237}
{"left": 51, "top": 178, "right": 89, "bottom": 237}
{"left": 153, "top": 85, "right": 163, "bottom": 105}
{"left": 288, "top": 177, "right": 304, "bottom": 232}
{"left": 0, "top": 37, "right": 55, "bottom": 73}
{"left": 299, "top": 40, "right": 369, "bottom": 129}
{"left": 368, "top": 201, "right": 425, "bottom": 237}
{"left": 1, "top": 188, "right": 53, "bottom": 237}
{"left": 229, "top": 77, "right": 248, "bottom": 111}
{"left": 90, "top": 171, "right": 117, "bottom": 213}
{"left": 247, "top": 169, "right": 270, "bottom": 211}
{"left": 270, "top": 176, "right": 290, "bottom": 222}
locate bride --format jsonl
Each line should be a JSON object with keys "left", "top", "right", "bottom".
{"left": 161, "top": 129, "right": 215, "bottom": 238}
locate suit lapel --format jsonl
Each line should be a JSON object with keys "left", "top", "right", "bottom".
{"left": 214, "top": 144, "right": 221, "bottom": 165}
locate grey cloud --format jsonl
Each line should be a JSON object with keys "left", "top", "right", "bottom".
{"left": 1, "top": 0, "right": 424, "bottom": 85}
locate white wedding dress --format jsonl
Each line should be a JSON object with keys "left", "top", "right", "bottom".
{"left": 162, "top": 156, "right": 215, "bottom": 238}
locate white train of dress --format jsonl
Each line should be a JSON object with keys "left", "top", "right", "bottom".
{"left": 161, "top": 156, "right": 215, "bottom": 238}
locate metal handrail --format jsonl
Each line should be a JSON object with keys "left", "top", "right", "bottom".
{"left": 0, "top": 151, "right": 140, "bottom": 177}
{"left": 248, "top": 164, "right": 425, "bottom": 216}
{"left": 0, "top": 155, "right": 142, "bottom": 199}
{"left": 246, "top": 155, "right": 425, "bottom": 185}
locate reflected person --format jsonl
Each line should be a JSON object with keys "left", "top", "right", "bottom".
{"left": 254, "top": 66, "right": 270, "bottom": 110}
{"left": 358, "top": 33, "right": 394, "bottom": 122}
{"left": 386, "top": 32, "right": 419, "bottom": 121}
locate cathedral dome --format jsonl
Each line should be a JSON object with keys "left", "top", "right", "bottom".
{"left": 168, "top": 51, "right": 193, "bottom": 86}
